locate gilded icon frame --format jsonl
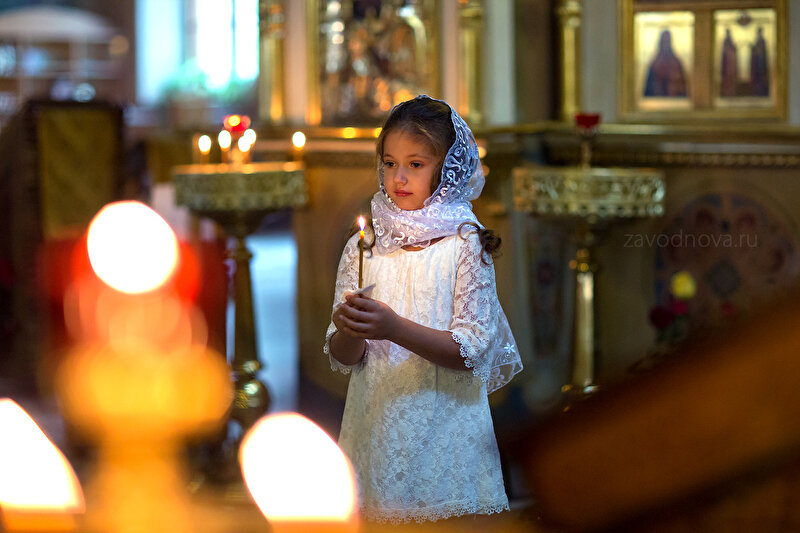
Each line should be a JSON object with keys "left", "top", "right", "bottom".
{"left": 619, "top": 0, "right": 787, "bottom": 122}
{"left": 305, "top": 0, "right": 441, "bottom": 127}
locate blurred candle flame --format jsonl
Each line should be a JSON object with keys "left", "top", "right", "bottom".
{"left": 0, "top": 399, "right": 84, "bottom": 530}
{"left": 86, "top": 201, "right": 178, "bottom": 294}
{"left": 291, "top": 131, "right": 306, "bottom": 150}
{"left": 237, "top": 136, "right": 251, "bottom": 153}
{"left": 242, "top": 128, "right": 257, "bottom": 147}
{"left": 197, "top": 134, "right": 212, "bottom": 155}
{"left": 218, "top": 130, "right": 232, "bottom": 151}
{"left": 239, "top": 413, "right": 358, "bottom": 529}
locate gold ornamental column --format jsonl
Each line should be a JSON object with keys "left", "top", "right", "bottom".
{"left": 514, "top": 136, "right": 664, "bottom": 398}
{"left": 173, "top": 162, "right": 307, "bottom": 432}
{"left": 458, "top": 0, "right": 484, "bottom": 125}
{"left": 258, "top": 0, "right": 286, "bottom": 123}
{"left": 557, "top": 0, "right": 582, "bottom": 122}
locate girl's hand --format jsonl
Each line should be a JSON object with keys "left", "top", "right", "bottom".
{"left": 336, "top": 294, "right": 400, "bottom": 341}
{"left": 332, "top": 301, "right": 362, "bottom": 339}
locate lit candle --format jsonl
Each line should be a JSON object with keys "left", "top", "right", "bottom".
{"left": 237, "top": 135, "right": 252, "bottom": 164}
{"left": 240, "top": 413, "right": 359, "bottom": 533}
{"left": 197, "top": 134, "right": 211, "bottom": 164}
{"left": 218, "top": 130, "right": 232, "bottom": 164}
{"left": 357, "top": 216, "right": 365, "bottom": 289}
{"left": 0, "top": 399, "right": 84, "bottom": 533}
{"left": 291, "top": 131, "right": 306, "bottom": 162}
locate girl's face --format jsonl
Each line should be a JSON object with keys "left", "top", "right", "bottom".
{"left": 381, "top": 130, "right": 439, "bottom": 211}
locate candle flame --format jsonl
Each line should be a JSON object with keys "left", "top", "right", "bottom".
{"left": 358, "top": 216, "right": 366, "bottom": 231}
{"left": 87, "top": 201, "right": 178, "bottom": 294}
{"left": 197, "top": 134, "right": 212, "bottom": 155}
{"left": 240, "top": 413, "right": 358, "bottom": 523}
{"left": 0, "top": 399, "right": 85, "bottom": 515}
{"left": 218, "top": 130, "right": 232, "bottom": 150}
{"left": 291, "top": 131, "right": 306, "bottom": 149}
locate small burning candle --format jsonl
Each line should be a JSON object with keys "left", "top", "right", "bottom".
{"left": 237, "top": 136, "right": 252, "bottom": 164}
{"left": 357, "top": 216, "right": 365, "bottom": 289}
{"left": 291, "top": 131, "right": 306, "bottom": 162}
{"left": 197, "top": 134, "right": 211, "bottom": 164}
{"left": 218, "top": 130, "right": 232, "bottom": 164}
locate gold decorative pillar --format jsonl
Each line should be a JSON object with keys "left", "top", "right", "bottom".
{"left": 458, "top": 0, "right": 483, "bottom": 125}
{"left": 514, "top": 165, "right": 664, "bottom": 397}
{"left": 173, "top": 162, "right": 307, "bottom": 433}
{"left": 557, "top": 0, "right": 582, "bottom": 122}
{"left": 258, "top": 0, "right": 286, "bottom": 123}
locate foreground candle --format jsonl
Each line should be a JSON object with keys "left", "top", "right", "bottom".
{"left": 0, "top": 399, "right": 84, "bottom": 532}
{"left": 239, "top": 413, "right": 359, "bottom": 533}
{"left": 357, "top": 216, "right": 365, "bottom": 288}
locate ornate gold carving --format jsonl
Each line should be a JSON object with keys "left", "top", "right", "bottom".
{"left": 172, "top": 162, "right": 307, "bottom": 212}
{"left": 513, "top": 166, "right": 665, "bottom": 219}
{"left": 548, "top": 146, "right": 800, "bottom": 169}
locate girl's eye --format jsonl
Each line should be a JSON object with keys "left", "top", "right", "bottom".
{"left": 410, "top": 162, "right": 422, "bottom": 168}
{"left": 383, "top": 161, "right": 395, "bottom": 168}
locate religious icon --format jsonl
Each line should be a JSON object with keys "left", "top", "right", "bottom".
{"left": 633, "top": 11, "right": 694, "bottom": 111}
{"left": 713, "top": 9, "right": 776, "bottom": 105}
{"left": 643, "top": 29, "right": 688, "bottom": 98}
{"left": 719, "top": 28, "right": 738, "bottom": 97}
{"left": 317, "top": 0, "right": 438, "bottom": 126}
{"left": 620, "top": 1, "right": 786, "bottom": 121}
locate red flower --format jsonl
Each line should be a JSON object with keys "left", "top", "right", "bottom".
{"left": 574, "top": 112, "right": 601, "bottom": 130}
{"left": 649, "top": 306, "right": 675, "bottom": 330}
{"left": 670, "top": 299, "right": 689, "bottom": 315}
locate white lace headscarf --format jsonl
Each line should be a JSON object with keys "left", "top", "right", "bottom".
{"left": 371, "top": 95, "right": 486, "bottom": 254}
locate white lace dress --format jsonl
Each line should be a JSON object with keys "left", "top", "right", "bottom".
{"left": 324, "top": 231, "right": 521, "bottom": 523}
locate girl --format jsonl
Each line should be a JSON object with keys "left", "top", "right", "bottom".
{"left": 324, "top": 95, "right": 523, "bottom": 524}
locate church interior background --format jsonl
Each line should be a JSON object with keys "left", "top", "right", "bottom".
{"left": 1, "top": 0, "right": 800, "bottom": 531}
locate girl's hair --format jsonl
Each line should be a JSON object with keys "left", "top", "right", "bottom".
{"left": 458, "top": 222, "right": 502, "bottom": 265}
{"left": 376, "top": 96, "right": 455, "bottom": 194}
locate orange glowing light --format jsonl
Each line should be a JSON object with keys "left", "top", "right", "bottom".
{"left": 342, "top": 127, "right": 357, "bottom": 139}
{"left": 240, "top": 413, "right": 358, "bottom": 526}
{"left": 0, "top": 399, "right": 84, "bottom": 517}
{"left": 86, "top": 201, "right": 178, "bottom": 294}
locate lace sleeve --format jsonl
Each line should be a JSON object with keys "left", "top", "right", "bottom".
{"left": 450, "top": 232, "right": 523, "bottom": 393}
{"left": 324, "top": 235, "right": 367, "bottom": 374}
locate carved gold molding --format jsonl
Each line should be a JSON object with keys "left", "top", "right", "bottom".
{"left": 458, "top": 0, "right": 484, "bottom": 125}
{"left": 172, "top": 162, "right": 307, "bottom": 212}
{"left": 513, "top": 166, "right": 665, "bottom": 219}
{"left": 258, "top": 0, "right": 287, "bottom": 124}
{"left": 557, "top": 0, "right": 582, "bottom": 122}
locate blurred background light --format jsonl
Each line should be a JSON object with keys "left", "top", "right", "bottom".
{"left": 86, "top": 201, "right": 178, "bottom": 294}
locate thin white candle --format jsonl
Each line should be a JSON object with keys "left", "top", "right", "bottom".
{"left": 357, "top": 216, "right": 366, "bottom": 289}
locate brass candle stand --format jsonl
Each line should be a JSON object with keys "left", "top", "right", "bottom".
{"left": 514, "top": 148, "right": 664, "bottom": 400}
{"left": 172, "top": 161, "right": 306, "bottom": 479}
